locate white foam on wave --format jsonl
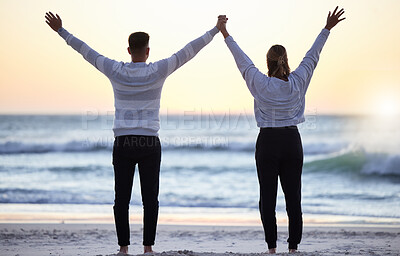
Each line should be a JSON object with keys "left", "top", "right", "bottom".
{"left": 361, "top": 153, "right": 400, "bottom": 176}
{"left": 303, "top": 143, "right": 400, "bottom": 177}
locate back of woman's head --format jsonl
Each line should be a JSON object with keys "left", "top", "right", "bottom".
{"left": 267, "top": 45, "right": 290, "bottom": 80}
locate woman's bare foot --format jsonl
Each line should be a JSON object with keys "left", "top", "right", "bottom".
{"left": 118, "top": 245, "right": 128, "bottom": 254}
{"left": 144, "top": 245, "right": 153, "bottom": 254}
{"left": 289, "top": 249, "right": 297, "bottom": 253}
{"left": 268, "top": 248, "right": 276, "bottom": 254}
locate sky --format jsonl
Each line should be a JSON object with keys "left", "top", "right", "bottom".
{"left": 0, "top": 0, "right": 399, "bottom": 116}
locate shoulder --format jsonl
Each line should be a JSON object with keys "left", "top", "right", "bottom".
{"left": 287, "top": 73, "right": 305, "bottom": 91}
{"left": 288, "top": 70, "right": 305, "bottom": 84}
{"left": 110, "top": 61, "right": 127, "bottom": 71}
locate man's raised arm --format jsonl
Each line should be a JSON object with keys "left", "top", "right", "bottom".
{"left": 156, "top": 16, "right": 227, "bottom": 78}
{"left": 45, "top": 12, "right": 117, "bottom": 78}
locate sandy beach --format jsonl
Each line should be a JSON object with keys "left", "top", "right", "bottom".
{"left": 1, "top": 223, "right": 399, "bottom": 256}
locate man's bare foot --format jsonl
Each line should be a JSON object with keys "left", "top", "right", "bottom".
{"left": 144, "top": 245, "right": 153, "bottom": 254}
{"left": 118, "top": 245, "right": 128, "bottom": 254}
{"left": 268, "top": 248, "right": 276, "bottom": 254}
{"left": 289, "top": 249, "right": 297, "bottom": 253}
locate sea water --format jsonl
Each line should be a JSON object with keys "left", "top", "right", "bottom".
{"left": 0, "top": 114, "right": 399, "bottom": 225}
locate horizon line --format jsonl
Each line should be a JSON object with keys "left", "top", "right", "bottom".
{"left": 0, "top": 111, "right": 381, "bottom": 118}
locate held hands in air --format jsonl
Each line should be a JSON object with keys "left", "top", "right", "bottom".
{"left": 217, "top": 15, "right": 228, "bottom": 37}
{"left": 217, "top": 15, "right": 229, "bottom": 38}
{"left": 325, "top": 6, "right": 345, "bottom": 30}
{"left": 45, "top": 12, "right": 62, "bottom": 32}
{"left": 217, "top": 15, "right": 228, "bottom": 31}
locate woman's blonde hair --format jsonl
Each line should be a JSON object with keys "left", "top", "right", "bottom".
{"left": 266, "top": 45, "right": 290, "bottom": 80}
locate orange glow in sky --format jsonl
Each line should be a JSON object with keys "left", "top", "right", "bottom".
{"left": 0, "top": 0, "right": 399, "bottom": 115}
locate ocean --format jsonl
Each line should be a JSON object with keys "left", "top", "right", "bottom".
{"left": 1, "top": 114, "right": 400, "bottom": 226}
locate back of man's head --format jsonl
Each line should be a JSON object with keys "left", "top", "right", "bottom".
{"left": 128, "top": 32, "right": 149, "bottom": 55}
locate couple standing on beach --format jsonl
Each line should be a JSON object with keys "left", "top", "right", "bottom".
{"left": 45, "top": 6, "right": 345, "bottom": 255}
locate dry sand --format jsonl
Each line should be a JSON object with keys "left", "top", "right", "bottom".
{"left": 1, "top": 223, "right": 399, "bottom": 256}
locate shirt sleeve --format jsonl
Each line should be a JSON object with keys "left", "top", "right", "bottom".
{"left": 224, "top": 35, "right": 266, "bottom": 100}
{"left": 57, "top": 27, "right": 118, "bottom": 78}
{"left": 291, "top": 28, "right": 330, "bottom": 94}
{"left": 155, "top": 26, "right": 219, "bottom": 78}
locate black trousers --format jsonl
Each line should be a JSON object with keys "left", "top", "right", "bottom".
{"left": 112, "top": 135, "right": 161, "bottom": 246}
{"left": 255, "top": 126, "right": 303, "bottom": 250}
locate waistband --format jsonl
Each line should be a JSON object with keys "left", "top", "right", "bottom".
{"left": 261, "top": 125, "right": 297, "bottom": 130}
{"left": 115, "top": 134, "right": 159, "bottom": 139}
{"left": 114, "top": 135, "right": 160, "bottom": 147}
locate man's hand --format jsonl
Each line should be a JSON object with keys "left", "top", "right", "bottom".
{"left": 217, "top": 15, "right": 230, "bottom": 39}
{"left": 45, "top": 12, "right": 62, "bottom": 32}
{"left": 325, "top": 6, "right": 345, "bottom": 31}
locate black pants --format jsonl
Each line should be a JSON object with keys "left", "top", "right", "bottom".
{"left": 255, "top": 126, "right": 303, "bottom": 250}
{"left": 112, "top": 135, "right": 161, "bottom": 246}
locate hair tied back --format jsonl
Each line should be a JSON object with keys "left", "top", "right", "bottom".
{"left": 277, "top": 56, "right": 285, "bottom": 65}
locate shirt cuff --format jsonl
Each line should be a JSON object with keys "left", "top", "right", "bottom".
{"left": 321, "top": 28, "right": 330, "bottom": 36}
{"left": 224, "top": 35, "right": 234, "bottom": 43}
{"left": 57, "top": 27, "right": 70, "bottom": 40}
{"left": 57, "top": 27, "right": 67, "bottom": 36}
{"left": 209, "top": 26, "right": 219, "bottom": 37}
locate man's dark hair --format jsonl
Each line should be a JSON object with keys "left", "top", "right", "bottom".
{"left": 128, "top": 32, "right": 149, "bottom": 54}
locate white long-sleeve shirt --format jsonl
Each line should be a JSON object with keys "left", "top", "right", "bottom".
{"left": 225, "top": 29, "right": 330, "bottom": 127}
{"left": 58, "top": 26, "right": 219, "bottom": 136}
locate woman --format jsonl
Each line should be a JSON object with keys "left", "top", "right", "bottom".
{"left": 218, "top": 7, "right": 345, "bottom": 254}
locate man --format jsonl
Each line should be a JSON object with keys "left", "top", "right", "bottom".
{"left": 45, "top": 12, "right": 226, "bottom": 255}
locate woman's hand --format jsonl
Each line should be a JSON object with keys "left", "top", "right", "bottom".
{"left": 45, "top": 12, "right": 62, "bottom": 32}
{"left": 325, "top": 6, "right": 345, "bottom": 31}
